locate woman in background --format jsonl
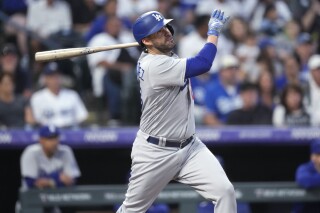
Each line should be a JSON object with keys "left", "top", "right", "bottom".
{"left": 273, "top": 84, "right": 310, "bottom": 127}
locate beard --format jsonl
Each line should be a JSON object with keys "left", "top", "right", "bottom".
{"left": 152, "top": 38, "right": 176, "bottom": 54}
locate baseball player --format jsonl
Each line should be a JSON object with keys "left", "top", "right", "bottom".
{"left": 20, "top": 125, "right": 81, "bottom": 190}
{"left": 116, "top": 9, "right": 236, "bottom": 213}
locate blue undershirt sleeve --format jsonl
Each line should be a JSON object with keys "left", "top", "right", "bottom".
{"left": 49, "top": 172, "right": 65, "bottom": 187}
{"left": 24, "top": 177, "right": 36, "bottom": 188}
{"left": 185, "top": 43, "right": 217, "bottom": 79}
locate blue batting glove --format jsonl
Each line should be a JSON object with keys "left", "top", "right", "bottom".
{"left": 207, "top": 9, "right": 230, "bottom": 36}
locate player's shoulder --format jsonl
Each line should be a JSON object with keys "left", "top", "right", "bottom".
{"left": 59, "top": 88, "right": 80, "bottom": 98}
{"left": 32, "top": 88, "right": 47, "bottom": 98}
{"left": 22, "top": 143, "right": 42, "bottom": 155}
{"left": 60, "top": 88, "right": 77, "bottom": 94}
{"left": 57, "top": 144, "right": 74, "bottom": 155}
{"left": 140, "top": 53, "right": 181, "bottom": 70}
{"left": 297, "top": 161, "right": 315, "bottom": 172}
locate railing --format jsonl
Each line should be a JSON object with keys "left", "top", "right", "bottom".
{"left": 1, "top": 126, "right": 320, "bottom": 148}
{"left": 19, "top": 182, "right": 320, "bottom": 213}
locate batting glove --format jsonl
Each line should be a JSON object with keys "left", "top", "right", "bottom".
{"left": 207, "top": 9, "right": 230, "bottom": 36}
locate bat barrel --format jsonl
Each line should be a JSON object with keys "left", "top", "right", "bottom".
{"left": 35, "top": 42, "right": 140, "bottom": 62}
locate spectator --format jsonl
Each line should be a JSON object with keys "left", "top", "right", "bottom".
{"left": 26, "top": 0, "right": 72, "bottom": 39}
{"left": 1, "top": 0, "right": 29, "bottom": 61}
{"left": 276, "top": 55, "right": 307, "bottom": 91}
{"left": 275, "top": 20, "right": 301, "bottom": 59}
{"left": 87, "top": 16, "right": 139, "bottom": 125}
{"left": 235, "top": 31, "right": 260, "bottom": 82}
{"left": 257, "top": 37, "right": 283, "bottom": 82}
{"left": 294, "top": 139, "right": 320, "bottom": 213}
{"left": 26, "top": 0, "right": 72, "bottom": 63}
{"left": 224, "top": 16, "right": 250, "bottom": 54}
{"left": 227, "top": 82, "right": 272, "bottom": 125}
{"left": 260, "top": 3, "right": 287, "bottom": 36}
{"left": 195, "top": 0, "right": 241, "bottom": 18}
{"left": 0, "top": 72, "right": 34, "bottom": 128}
{"left": 84, "top": 0, "right": 131, "bottom": 43}
{"left": 273, "top": 84, "right": 310, "bottom": 127}
{"left": 0, "top": 43, "right": 31, "bottom": 97}
{"left": 178, "top": 15, "right": 210, "bottom": 60}
{"left": 30, "top": 62, "right": 88, "bottom": 128}
{"left": 289, "top": 0, "right": 320, "bottom": 35}
{"left": 294, "top": 33, "right": 315, "bottom": 82}
{"left": 204, "top": 55, "right": 242, "bottom": 126}
{"left": 251, "top": 0, "right": 292, "bottom": 33}
{"left": 306, "top": 54, "right": 320, "bottom": 126}
{"left": 65, "top": 0, "right": 97, "bottom": 34}
{"left": 116, "top": 0, "right": 158, "bottom": 21}
{"left": 257, "top": 70, "right": 277, "bottom": 109}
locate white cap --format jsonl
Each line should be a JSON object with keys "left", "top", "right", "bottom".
{"left": 220, "top": 54, "right": 239, "bottom": 70}
{"left": 308, "top": 54, "right": 320, "bottom": 70}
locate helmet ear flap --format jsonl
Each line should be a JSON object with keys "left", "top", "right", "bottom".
{"left": 166, "top": 24, "right": 174, "bottom": 36}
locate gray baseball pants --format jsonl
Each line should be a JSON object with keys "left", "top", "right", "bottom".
{"left": 117, "top": 130, "right": 236, "bottom": 213}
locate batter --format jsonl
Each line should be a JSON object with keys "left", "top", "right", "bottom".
{"left": 117, "top": 9, "right": 236, "bottom": 213}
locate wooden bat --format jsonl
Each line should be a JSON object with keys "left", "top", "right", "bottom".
{"left": 35, "top": 42, "right": 140, "bottom": 62}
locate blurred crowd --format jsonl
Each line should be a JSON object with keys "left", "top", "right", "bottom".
{"left": 0, "top": 0, "right": 320, "bottom": 129}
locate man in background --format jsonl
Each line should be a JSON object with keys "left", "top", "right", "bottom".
{"left": 20, "top": 125, "right": 81, "bottom": 190}
{"left": 30, "top": 62, "right": 88, "bottom": 128}
{"left": 204, "top": 54, "right": 242, "bottom": 125}
{"left": 227, "top": 82, "right": 272, "bottom": 125}
{"left": 294, "top": 139, "right": 320, "bottom": 213}
{"left": 20, "top": 125, "right": 81, "bottom": 213}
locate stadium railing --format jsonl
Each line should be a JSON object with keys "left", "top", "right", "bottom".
{"left": 1, "top": 126, "right": 320, "bottom": 148}
{"left": 19, "top": 182, "right": 320, "bottom": 213}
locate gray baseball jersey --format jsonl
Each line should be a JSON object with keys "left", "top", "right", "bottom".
{"left": 20, "top": 143, "right": 81, "bottom": 190}
{"left": 137, "top": 52, "right": 195, "bottom": 140}
{"left": 116, "top": 51, "right": 236, "bottom": 213}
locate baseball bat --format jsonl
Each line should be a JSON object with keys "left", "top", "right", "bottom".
{"left": 35, "top": 42, "right": 140, "bottom": 62}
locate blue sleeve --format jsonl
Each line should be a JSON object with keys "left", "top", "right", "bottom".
{"left": 185, "top": 43, "right": 217, "bottom": 79}
{"left": 24, "top": 177, "right": 36, "bottom": 188}
{"left": 49, "top": 171, "right": 65, "bottom": 187}
{"left": 296, "top": 163, "right": 320, "bottom": 189}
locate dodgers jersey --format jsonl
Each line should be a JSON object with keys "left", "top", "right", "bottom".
{"left": 137, "top": 52, "right": 195, "bottom": 140}
{"left": 20, "top": 143, "right": 81, "bottom": 190}
{"left": 30, "top": 88, "right": 88, "bottom": 127}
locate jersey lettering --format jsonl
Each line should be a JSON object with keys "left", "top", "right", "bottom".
{"left": 136, "top": 62, "right": 144, "bottom": 81}
{"left": 152, "top": 13, "right": 163, "bottom": 21}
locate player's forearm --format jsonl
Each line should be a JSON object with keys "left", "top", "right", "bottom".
{"left": 185, "top": 43, "right": 217, "bottom": 78}
{"left": 34, "top": 178, "right": 55, "bottom": 189}
{"left": 207, "top": 35, "right": 218, "bottom": 46}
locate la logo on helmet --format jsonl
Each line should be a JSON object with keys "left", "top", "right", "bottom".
{"left": 152, "top": 13, "right": 162, "bottom": 21}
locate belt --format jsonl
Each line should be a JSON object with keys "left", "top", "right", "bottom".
{"left": 147, "top": 135, "right": 194, "bottom": 149}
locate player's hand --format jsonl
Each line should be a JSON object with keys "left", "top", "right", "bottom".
{"left": 207, "top": 9, "right": 230, "bottom": 36}
{"left": 59, "top": 173, "right": 74, "bottom": 186}
{"left": 35, "top": 178, "right": 55, "bottom": 189}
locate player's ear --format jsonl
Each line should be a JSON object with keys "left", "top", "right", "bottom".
{"left": 141, "top": 38, "right": 152, "bottom": 46}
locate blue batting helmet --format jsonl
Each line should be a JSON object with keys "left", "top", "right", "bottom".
{"left": 132, "top": 11, "right": 174, "bottom": 44}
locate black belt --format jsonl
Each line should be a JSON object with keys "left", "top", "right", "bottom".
{"left": 147, "top": 135, "right": 194, "bottom": 149}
